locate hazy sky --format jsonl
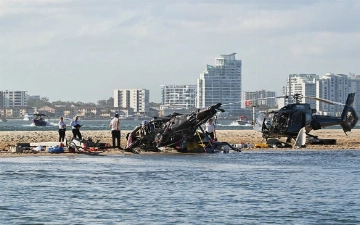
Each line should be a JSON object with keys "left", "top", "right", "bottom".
{"left": 1, "top": 0, "right": 359, "bottom": 103}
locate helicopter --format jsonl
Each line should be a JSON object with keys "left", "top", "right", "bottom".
{"left": 254, "top": 92, "right": 358, "bottom": 143}
{"left": 125, "top": 103, "right": 241, "bottom": 153}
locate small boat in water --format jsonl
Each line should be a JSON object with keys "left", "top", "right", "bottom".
{"left": 236, "top": 116, "right": 252, "bottom": 126}
{"left": 0, "top": 113, "right": 7, "bottom": 122}
{"left": 32, "top": 114, "right": 49, "bottom": 126}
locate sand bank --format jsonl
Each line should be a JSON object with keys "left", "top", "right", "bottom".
{"left": 0, "top": 129, "right": 360, "bottom": 153}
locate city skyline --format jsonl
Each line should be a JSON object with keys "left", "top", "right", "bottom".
{"left": 1, "top": 0, "right": 359, "bottom": 103}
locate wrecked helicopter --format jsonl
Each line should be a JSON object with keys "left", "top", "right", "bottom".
{"left": 125, "top": 103, "right": 241, "bottom": 153}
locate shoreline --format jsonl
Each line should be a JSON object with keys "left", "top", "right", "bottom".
{"left": 1, "top": 129, "right": 360, "bottom": 157}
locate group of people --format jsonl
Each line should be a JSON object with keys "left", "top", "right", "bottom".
{"left": 57, "top": 116, "right": 82, "bottom": 142}
{"left": 57, "top": 114, "right": 122, "bottom": 149}
{"left": 57, "top": 115, "right": 217, "bottom": 150}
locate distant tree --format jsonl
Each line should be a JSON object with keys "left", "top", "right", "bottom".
{"left": 97, "top": 100, "right": 107, "bottom": 107}
{"left": 41, "top": 97, "right": 49, "bottom": 102}
{"left": 28, "top": 96, "right": 51, "bottom": 108}
{"left": 76, "top": 101, "right": 84, "bottom": 106}
{"left": 97, "top": 97, "right": 114, "bottom": 107}
{"left": 107, "top": 97, "right": 114, "bottom": 107}
{"left": 150, "top": 102, "right": 161, "bottom": 107}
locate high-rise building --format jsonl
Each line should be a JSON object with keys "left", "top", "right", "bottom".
{"left": 349, "top": 73, "right": 360, "bottom": 114}
{"left": 114, "top": 89, "right": 150, "bottom": 114}
{"left": 317, "top": 73, "right": 350, "bottom": 115}
{"left": 242, "top": 90, "right": 276, "bottom": 108}
{"left": 0, "top": 91, "right": 3, "bottom": 108}
{"left": 280, "top": 74, "right": 318, "bottom": 109}
{"left": 197, "top": 53, "right": 242, "bottom": 115}
{"left": 280, "top": 73, "right": 357, "bottom": 116}
{"left": 160, "top": 85, "right": 196, "bottom": 108}
{"left": 1, "top": 90, "right": 28, "bottom": 107}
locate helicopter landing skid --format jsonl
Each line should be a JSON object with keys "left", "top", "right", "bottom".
{"left": 306, "top": 133, "right": 318, "bottom": 139}
{"left": 306, "top": 133, "right": 337, "bottom": 145}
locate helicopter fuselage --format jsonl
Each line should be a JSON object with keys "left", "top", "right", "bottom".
{"left": 261, "top": 103, "right": 313, "bottom": 139}
{"left": 258, "top": 93, "right": 358, "bottom": 141}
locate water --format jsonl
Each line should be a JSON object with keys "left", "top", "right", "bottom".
{"left": 1, "top": 150, "right": 359, "bottom": 224}
{"left": 2, "top": 119, "right": 358, "bottom": 132}
{"left": 0, "top": 119, "right": 253, "bottom": 131}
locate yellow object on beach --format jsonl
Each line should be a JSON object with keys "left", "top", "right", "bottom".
{"left": 254, "top": 143, "right": 268, "bottom": 148}
{"left": 186, "top": 142, "right": 204, "bottom": 153}
{"left": 186, "top": 142, "right": 200, "bottom": 150}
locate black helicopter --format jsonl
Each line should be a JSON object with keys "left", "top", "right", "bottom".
{"left": 254, "top": 93, "right": 358, "bottom": 142}
{"left": 125, "top": 103, "right": 241, "bottom": 153}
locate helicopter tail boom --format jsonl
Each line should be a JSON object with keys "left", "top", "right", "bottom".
{"left": 340, "top": 93, "right": 358, "bottom": 132}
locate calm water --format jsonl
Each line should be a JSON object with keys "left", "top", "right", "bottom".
{"left": 1, "top": 119, "right": 358, "bottom": 132}
{"left": 0, "top": 119, "right": 253, "bottom": 131}
{"left": 1, "top": 150, "right": 359, "bottom": 224}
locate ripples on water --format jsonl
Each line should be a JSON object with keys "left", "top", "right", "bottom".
{"left": 2, "top": 119, "right": 253, "bottom": 131}
{"left": 1, "top": 150, "right": 359, "bottom": 224}
{"left": 2, "top": 119, "right": 358, "bottom": 131}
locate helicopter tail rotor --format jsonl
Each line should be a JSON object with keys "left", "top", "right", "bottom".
{"left": 340, "top": 93, "right": 358, "bottom": 132}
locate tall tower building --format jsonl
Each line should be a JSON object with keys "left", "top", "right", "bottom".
{"left": 349, "top": 73, "right": 360, "bottom": 114}
{"left": 280, "top": 74, "right": 318, "bottom": 109}
{"left": 160, "top": 85, "right": 197, "bottom": 108}
{"left": 114, "top": 89, "right": 150, "bottom": 113}
{"left": 197, "top": 53, "right": 242, "bottom": 115}
{"left": 317, "top": 73, "right": 349, "bottom": 115}
{"left": 0, "top": 91, "right": 3, "bottom": 108}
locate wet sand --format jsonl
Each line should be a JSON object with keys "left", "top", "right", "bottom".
{"left": 0, "top": 129, "right": 359, "bottom": 155}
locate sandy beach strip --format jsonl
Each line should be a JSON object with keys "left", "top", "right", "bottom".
{"left": 0, "top": 129, "right": 360, "bottom": 155}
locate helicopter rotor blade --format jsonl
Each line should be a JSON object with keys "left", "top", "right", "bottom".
{"left": 275, "top": 95, "right": 289, "bottom": 99}
{"left": 304, "top": 96, "right": 345, "bottom": 105}
{"left": 221, "top": 96, "right": 278, "bottom": 106}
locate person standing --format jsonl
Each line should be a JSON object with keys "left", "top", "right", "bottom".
{"left": 109, "top": 113, "right": 121, "bottom": 149}
{"left": 70, "top": 116, "right": 82, "bottom": 140}
{"left": 58, "top": 116, "right": 66, "bottom": 142}
{"left": 204, "top": 118, "right": 216, "bottom": 140}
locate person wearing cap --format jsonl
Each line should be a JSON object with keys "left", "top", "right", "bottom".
{"left": 109, "top": 113, "right": 121, "bottom": 149}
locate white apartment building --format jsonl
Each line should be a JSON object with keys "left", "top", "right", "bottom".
{"left": 349, "top": 73, "right": 360, "bottom": 114}
{"left": 160, "top": 85, "right": 196, "bottom": 108}
{"left": 317, "top": 73, "right": 350, "bottom": 115}
{"left": 113, "top": 89, "right": 150, "bottom": 114}
{"left": 280, "top": 74, "right": 318, "bottom": 109}
{"left": 1, "top": 90, "right": 28, "bottom": 107}
{"left": 197, "top": 53, "right": 242, "bottom": 115}
{"left": 0, "top": 91, "right": 3, "bottom": 108}
{"left": 242, "top": 90, "right": 276, "bottom": 108}
{"left": 280, "top": 73, "right": 359, "bottom": 116}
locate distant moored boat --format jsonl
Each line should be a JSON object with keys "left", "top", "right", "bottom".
{"left": 236, "top": 116, "right": 252, "bottom": 126}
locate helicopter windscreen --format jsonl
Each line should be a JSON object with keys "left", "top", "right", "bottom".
{"left": 254, "top": 112, "right": 275, "bottom": 132}
{"left": 254, "top": 112, "right": 265, "bottom": 132}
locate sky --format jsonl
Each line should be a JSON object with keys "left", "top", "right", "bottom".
{"left": 0, "top": 0, "right": 359, "bottom": 103}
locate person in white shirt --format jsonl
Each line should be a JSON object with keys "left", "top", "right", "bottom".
{"left": 109, "top": 113, "right": 121, "bottom": 149}
{"left": 58, "top": 116, "right": 66, "bottom": 142}
{"left": 204, "top": 118, "right": 216, "bottom": 140}
{"left": 70, "top": 116, "right": 82, "bottom": 140}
